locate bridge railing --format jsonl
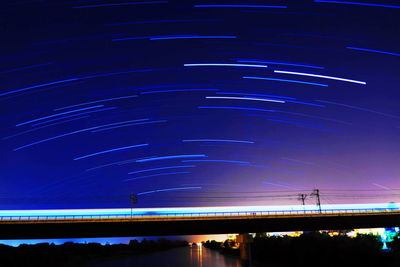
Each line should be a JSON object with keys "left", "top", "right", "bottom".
{"left": 0, "top": 208, "right": 399, "bottom": 222}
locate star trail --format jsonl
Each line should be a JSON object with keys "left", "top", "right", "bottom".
{"left": 0, "top": 0, "right": 399, "bottom": 210}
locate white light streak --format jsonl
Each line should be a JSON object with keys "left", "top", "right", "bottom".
{"left": 274, "top": 70, "right": 366, "bottom": 85}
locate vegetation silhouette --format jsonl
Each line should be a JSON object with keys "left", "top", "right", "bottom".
{"left": 0, "top": 238, "right": 188, "bottom": 267}
{"left": 204, "top": 232, "right": 400, "bottom": 267}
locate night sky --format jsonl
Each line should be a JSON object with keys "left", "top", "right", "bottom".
{"left": 1, "top": 0, "right": 399, "bottom": 209}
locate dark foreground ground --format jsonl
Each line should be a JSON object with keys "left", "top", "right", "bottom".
{"left": 204, "top": 232, "right": 400, "bottom": 267}
{"left": 0, "top": 239, "right": 188, "bottom": 267}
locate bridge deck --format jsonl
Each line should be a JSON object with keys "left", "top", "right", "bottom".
{"left": 1, "top": 208, "right": 400, "bottom": 239}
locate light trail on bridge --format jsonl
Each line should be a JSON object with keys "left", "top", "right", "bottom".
{"left": 0, "top": 203, "right": 398, "bottom": 218}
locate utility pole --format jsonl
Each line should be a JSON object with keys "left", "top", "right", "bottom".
{"left": 310, "top": 189, "right": 322, "bottom": 213}
{"left": 297, "top": 194, "right": 307, "bottom": 213}
{"left": 130, "top": 194, "right": 137, "bottom": 217}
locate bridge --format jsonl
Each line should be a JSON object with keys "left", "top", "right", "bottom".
{"left": 1, "top": 204, "right": 400, "bottom": 239}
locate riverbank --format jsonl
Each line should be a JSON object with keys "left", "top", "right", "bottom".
{"left": 204, "top": 232, "right": 400, "bottom": 267}
{"left": 0, "top": 239, "right": 188, "bottom": 267}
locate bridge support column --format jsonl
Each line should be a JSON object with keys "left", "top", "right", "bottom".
{"left": 237, "top": 233, "right": 253, "bottom": 265}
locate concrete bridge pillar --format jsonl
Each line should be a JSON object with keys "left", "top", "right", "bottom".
{"left": 237, "top": 233, "right": 254, "bottom": 264}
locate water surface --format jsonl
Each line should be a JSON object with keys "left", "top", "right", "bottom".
{"left": 85, "top": 245, "right": 244, "bottom": 267}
